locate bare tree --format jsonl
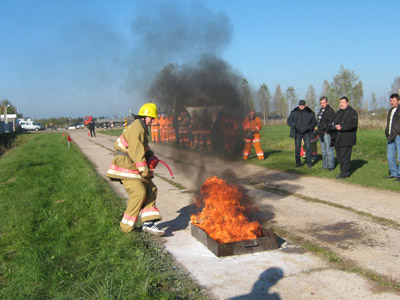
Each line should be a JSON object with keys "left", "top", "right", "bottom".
{"left": 257, "top": 84, "right": 271, "bottom": 125}
{"left": 320, "top": 80, "right": 330, "bottom": 99}
{"left": 273, "top": 84, "right": 288, "bottom": 118}
{"left": 390, "top": 76, "right": 400, "bottom": 95}
{"left": 370, "top": 93, "right": 378, "bottom": 114}
{"left": 305, "top": 85, "right": 317, "bottom": 112}
{"left": 285, "top": 86, "right": 298, "bottom": 110}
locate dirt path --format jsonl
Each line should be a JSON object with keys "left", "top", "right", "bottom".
{"left": 68, "top": 129, "right": 400, "bottom": 300}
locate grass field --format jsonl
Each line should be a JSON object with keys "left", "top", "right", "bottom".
{"left": 99, "top": 128, "right": 123, "bottom": 137}
{"left": 0, "top": 133, "right": 207, "bottom": 300}
{"left": 100, "top": 125, "right": 399, "bottom": 192}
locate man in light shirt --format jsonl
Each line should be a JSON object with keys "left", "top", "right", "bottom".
{"left": 385, "top": 94, "right": 400, "bottom": 180}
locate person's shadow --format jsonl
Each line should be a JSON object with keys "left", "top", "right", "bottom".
{"left": 229, "top": 267, "right": 283, "bottom": 300}
{"left": 350, "top": 159, "right": 368, "bottom": 175}
{"left": 157, "top": 203, "right": 198, "bottom": 237}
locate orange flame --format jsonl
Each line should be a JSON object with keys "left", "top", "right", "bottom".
{"left": 191, "top": 176, "right": 262, "bottom": 243}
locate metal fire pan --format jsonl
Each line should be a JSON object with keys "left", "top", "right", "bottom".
{"left": 190, "top": 223, "right": 279, "bottom": 257}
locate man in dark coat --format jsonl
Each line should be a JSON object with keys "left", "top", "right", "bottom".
{"left": 384, "top": 93, "right": 400, "bottom": 181}
{"left": 331, "top": 96, "right": 358, "bottom": 179}
{"left": 287, "top": 100, "right": 317, "bottom": 167}
{"left": 88, "top": 120, "right": 96, "bottom": 137}
{"left": 317, "top": 96, "right": 336, "bottom": 170}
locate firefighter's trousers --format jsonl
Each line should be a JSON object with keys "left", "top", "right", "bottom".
{"left": 151, "top": 129, "right": 159, "bottom": 143}
{"left": 120, "top": 179, "right": 162, "bottom": 233}
{"left": 192, "top": 131, "right": 200, "bottom": 148}
{"left": 199, "top": 131, "right": 212, "bottom": 150}
{"left": 168, "top": 126, "right": 176, "bottom": 142}
{"left": 161, "top": 128, "right": 167, "bottom": 142}
{"left": 243, "top": 133, "right": 264, "bottom": 160}
{"left": 223, "top": 135, "right": 235, "bottom": 153}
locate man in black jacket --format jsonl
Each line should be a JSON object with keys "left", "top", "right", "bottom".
{"left": 287, "top": 100, "right": 317, "bottom": 167}
{"left": 331, "top": 97, "right": 358, "bottom": 179}
{"left": 317, "top": 96, "right": 336, "bottom": 170}
{"left": 88, "top": 120, "right": 96, "bottom": 137}
{"left": 384, "top": 93, "right": 400, "bottom": 181}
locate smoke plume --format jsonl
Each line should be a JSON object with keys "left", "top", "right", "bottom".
{"left": 127, "top": 1, "right": 234, "bottom": 99}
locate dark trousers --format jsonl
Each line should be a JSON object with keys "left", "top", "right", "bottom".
{"left": 90, "top": 129, "right": 96, "bottom": 137}
{"left": 335, "top": 146, "right": 352, "bottom": 177}
{"left": 295, "top": 132, "right": 311, "bottom": 165}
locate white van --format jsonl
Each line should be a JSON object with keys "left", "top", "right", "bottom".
{"left": 19, "top": 119, "right": 43, "bottom": 131}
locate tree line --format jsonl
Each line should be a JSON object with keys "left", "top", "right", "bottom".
{"left": 244, "top": 66, "right": 400, "bottom": 124}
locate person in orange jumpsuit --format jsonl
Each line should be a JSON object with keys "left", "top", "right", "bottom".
{"left": 159, "top": 114, "right": 167, "bottom": 143}
{"left": 177, "top": 111, "right": 190, "bottom": 146}
{"left": 151, "top": 115, "right": 160, "bottom": 143}
{"left": 166, "top": 114, "right": 176, "bottom": 143}
{"left": 199, "top": 109, "right": 212, "bottom": 150}
{"left": 220, "top": 111, "right": 238, "bottom": 153}
{"left": 190, "top": 110, "right": 200, "bottom": 148}
{"left": 242, "top": 110, "right": 264, "bottom": 160}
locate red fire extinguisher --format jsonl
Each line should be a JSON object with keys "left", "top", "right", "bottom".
{"left": 148, "top": 155, "right": 174, "bottom": 179}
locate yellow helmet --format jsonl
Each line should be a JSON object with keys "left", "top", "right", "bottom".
{"left": 138, "top": 103, "right": 158, "bottom": 119}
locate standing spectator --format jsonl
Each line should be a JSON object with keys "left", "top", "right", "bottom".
{"left": 221, "top": 111, "right": 238, "bottom": 154}
{"left": 190, "top": 110, "right": 200, "bottom": 148}
{"left": 177, "top": 111, "right": 190, "bottom": 146}
{"left": 199, "top": 109, "right": 213, "bottom": 150}
{"left": 384, "top": 93, "right": 400, "bottom": 180}
{"left": 287, "top": 100, "right": 317, "bottom": 167}
{"left": 317, "top": 96, "right": 336, "bottom": 170}
{"left": 331, "top": 96, "right": 358, "bottom": 179}
{"left": 88, "top": 120, "right": 96, "bottom": 137}
{"left": 151, "top": 115, "right": 160, "bottom": 143}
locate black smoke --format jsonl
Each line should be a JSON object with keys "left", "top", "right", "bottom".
{"left": 149, "top": 55, "right": 243, "bottom": 113}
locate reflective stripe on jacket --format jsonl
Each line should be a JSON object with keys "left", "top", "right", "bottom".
{"left": 106, "top": 119, "right": 149, "bottom": 180}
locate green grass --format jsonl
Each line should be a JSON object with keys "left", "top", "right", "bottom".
{"left": 100, "top": 128, "right": 124, "bottom": 137}
{"left": 248, "top": 125, "right": 400, "bottom": 192}
{"left": 0, "top": 133, "right": 207, "bottom": 300}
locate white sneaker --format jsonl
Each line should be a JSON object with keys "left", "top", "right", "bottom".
{"left": 142, "top": 221, "right": 165, "bottom": 236}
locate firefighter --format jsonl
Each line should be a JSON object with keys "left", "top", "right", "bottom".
{"left": 159, "top": 113, "right": 167, "bottom": 143}
{"left": 199, "top": 109, "right": 212, "bottom": 150}
{"left": 220, "top": 111, "right": 238, "bottom": 153}
{"left": 166, "top": 113, "right": 176, "bottom": 143}
{"left": 177, "top": 110, "right": 190, "bottom": 146}
{"left": 190, "top": 110, "right": 200, "bottom": 148}
{"left": 106, "top": 103, "right": 164, "bottom": 235}
{"left": 242, "top": 110, "right": 264, "bottom": 160}
{"left": 151, "top": 114, "right": 160, "bottom": 143}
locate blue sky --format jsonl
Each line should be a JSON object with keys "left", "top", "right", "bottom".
{"left": 1, "top": 0, "right": 399, "bottom": 118}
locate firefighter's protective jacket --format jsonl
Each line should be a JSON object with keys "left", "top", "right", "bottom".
{"left": 151, "top": 118, "right": 159, "bottom": 130}
{"left": 199, "top": 113, "right": 212, "bottom": 132}
{"left": 106, "top": 118, "right": 151, "bottom": 180}
{"left": 178, "top": 114, "right": 190, "bottom": 132}
{"left": 243, "top": 116, "right": 262, "bottom": 133}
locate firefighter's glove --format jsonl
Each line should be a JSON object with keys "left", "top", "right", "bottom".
{"left": 140, "top": 165, "right": 150, "bottom": 178}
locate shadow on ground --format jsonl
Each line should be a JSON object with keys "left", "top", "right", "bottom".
{"left": 350, "top": 159, "right": 368, "bottom": 175}
{"left": 158, "top": 203, "right": 198, "bottom": 237}
{"left": 229, "top": 267, "right": 284, "bottom": 300}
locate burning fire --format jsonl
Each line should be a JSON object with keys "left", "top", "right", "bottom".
{"left": 191, "top": 176, "right": 262, "bottom": 243}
